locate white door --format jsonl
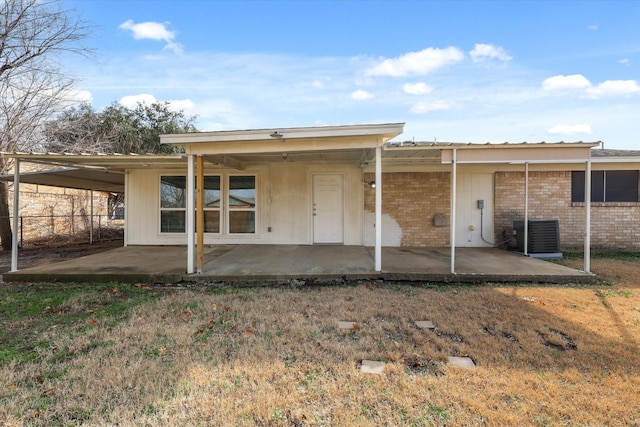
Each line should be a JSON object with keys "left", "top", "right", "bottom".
{"left": 313, "top": 174, "right": 344, "bottom": 244}
{"left": 455, "top": 173, "right": 494, "bottom": 247}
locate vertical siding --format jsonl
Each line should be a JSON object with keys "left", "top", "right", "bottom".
{"left": 125, "top": 163, "right": 363, "bottom": 246}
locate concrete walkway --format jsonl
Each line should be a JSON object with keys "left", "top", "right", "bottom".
{"left": 2, "top": 245, "right": 594, "bottom": 284}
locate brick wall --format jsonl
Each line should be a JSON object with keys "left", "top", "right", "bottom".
{"left": 364, "top": 172, "right": 450, "bottom": 247}
{"left": 494, "top": 171, "right": 640, "bottom": 251}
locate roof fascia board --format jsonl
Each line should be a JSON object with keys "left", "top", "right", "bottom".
{"left": 590, "top": 157, "right": 640, "bottom": 163}
{"left": 184, "top": 135, "right": 391, "bottom": 155}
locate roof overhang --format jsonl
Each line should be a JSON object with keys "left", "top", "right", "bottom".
{"left": 161, "top": 123, "right": 406, "bottom": 155}
{"left": 383, "top": 141, "right": 602, "bottom": 164}
{"left": 2, "top": 153, "right": 186, "bottom": 172}
{"left": 0, "top": 167, "right": 124, "bottom": 193}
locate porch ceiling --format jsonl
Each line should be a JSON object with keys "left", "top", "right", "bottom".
{"left": 0, "top": 167, "right": 124, "bottom": 192}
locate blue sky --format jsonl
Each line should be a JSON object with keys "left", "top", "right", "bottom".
{"left": 63, "top": 0, "right": 640, "bottom": 148}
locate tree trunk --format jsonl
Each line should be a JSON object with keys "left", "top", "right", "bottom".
{"left": 0, "top": 181, "right": 13, "bottom": 250}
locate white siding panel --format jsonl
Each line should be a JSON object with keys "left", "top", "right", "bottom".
{"left": 125, "top": 163, "right": 363, "bottom": 246}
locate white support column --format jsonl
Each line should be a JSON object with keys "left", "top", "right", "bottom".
{"left": 524, "top": 162, "right": 529, "bottom": 256}
{"left": 186, "top": 154, "right": 195, "bottom": 274}
{"left": 11, "top": 159, "right": 20, "bottom": 272}
{"left": 450, "top": 149, "right": 457, "bottom": 274}
{"left": 123, "top": 171, "right": 128, "bottom": 247}
{"left": 374, "top": 146, "right": 382, "bottom": 272}
{"left": 89, "top": 190, "right": 94, "bottom": 245}
{"left": 584, "top": 160, "right": 591, "bottom": 273}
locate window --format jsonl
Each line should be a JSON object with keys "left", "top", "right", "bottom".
{"left": 571, "top": 170, "right": 639, "bottom": 203}
{"left": 160, "top": 174, "right": 256, "bottom": 235}
{"left": 228, "top": 176, "right": 256, "bottom": 234}
{"left": 203, "top": 176, "right": 221, "bottom": 233}
{"left": 160, "top": 176, "right": 186, "bottom": 232}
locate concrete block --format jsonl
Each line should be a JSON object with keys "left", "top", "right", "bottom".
{"left": 415, "top": 320, "right": 435, "bottom": 329}
{"left": 360, "top": 360, "right": 384, "bottom": 374}
{"left": 338, "top": 321, "right": 358, "bottom": 330}
{"left": 447, "top": 356, "right": 476, "bottom": 369}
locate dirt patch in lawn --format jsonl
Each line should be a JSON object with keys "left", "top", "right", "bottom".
{"left": 0, "top": 254, "right": 638, "bottom": 426}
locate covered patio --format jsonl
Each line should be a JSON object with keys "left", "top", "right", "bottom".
{"left": 2, "top": 244, "right": 594, "bottom": 284}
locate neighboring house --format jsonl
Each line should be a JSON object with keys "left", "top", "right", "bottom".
{"left": 4, "top": 123, "right": 639, "bottom": 273}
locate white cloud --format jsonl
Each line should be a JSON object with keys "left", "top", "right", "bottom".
{"left": 619, "top": 58, "right": 629, "bottom": 65}
{"left": 119, "top": 94, "right": 195, "bottom": 113}
{"left": 543, "top": 75, "right": 640, "bottom": 99}
{"left": 119, "top": 19, "right": 183, "bottom": 53}
{"left": 587, "top": 23, "right": 599, "bottom": 30}
{"left": 410, "top": 100, "right": 453, "bottom": 114}
{"left": 120, "top": 93, "right": 158, "bottom": 108}
{"left": 542, "top": 74, "right": 591, "bottom": 91}
{"left": 403, "top": 82, "right": 433, "bottom": 95}
{"left": 586, "top": 80, "right": 640, "bottom": 98}
{"left": 312, "top": 79, "right": 324, "bottom": 89}
{"left": 351, "top": 89, "right": 373, "bottom": 100}
{"left": 547, "top": 124, "right": 592, "bottom": 135}
{"left": 167, "top": 98, "right": 195, "bottom": 112}
{"left": 66, "top": 89, "right": 92, "bottom": 103}
{"left": 469, "top": 43, "right": 512, "bottom": 63}
{"left": 365, "top": 47, "right": 464, "bottom": 77}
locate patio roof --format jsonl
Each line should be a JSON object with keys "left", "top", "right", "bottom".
{"left": 0, "top": 167, "right": 124, "bottom": 192}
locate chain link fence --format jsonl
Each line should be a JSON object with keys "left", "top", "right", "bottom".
{"left": 2, "top": 214, "right": 124, "bottom": 248}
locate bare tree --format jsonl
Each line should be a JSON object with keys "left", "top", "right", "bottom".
{"left": 0, "top": 0, "right": 90, "bottom": 250}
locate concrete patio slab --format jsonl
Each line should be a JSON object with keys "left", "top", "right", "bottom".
{"left": 338, "top": 321, "right": 358, "bottom": 330}
{"left": 360, "top": 360, "right": 385, "bottom": 374}
{"left": 2, "top": 244, "right": 595, "bottom": 284}
{"left": 415, "top": 320, "right": 436, "bottom": 329}
{"left": 448, "top": 356, "right": 476, "bottom": 369}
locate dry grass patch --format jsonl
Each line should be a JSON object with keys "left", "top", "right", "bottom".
{"left": 1, "top": 258, "right": 639, "bottom": 426}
